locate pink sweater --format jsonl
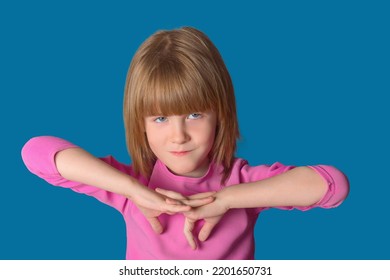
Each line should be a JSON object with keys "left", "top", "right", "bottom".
{"left": 21, "top": 136, "right": 349, "bottom": 259}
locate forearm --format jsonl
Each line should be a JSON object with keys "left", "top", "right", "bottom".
{"left": 221, "top": 167, "right": 328, "bottom": 209}
{"left": 55, "top": 147, "right": 138, "bottom": 198}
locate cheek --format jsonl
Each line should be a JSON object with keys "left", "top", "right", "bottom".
{"left": 197, "top": 124, "right": 216, "bottom": 147}
{"left": 145, "top": 135, "right": 162, "bottom": 158}
{"left": 144, "top": 128, "right": 160, "bottom": 149}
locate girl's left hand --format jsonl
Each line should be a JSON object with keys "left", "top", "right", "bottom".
{"left": 156, "top": 188, "right": 229, "bottom": 250}
{"left": 183, "top": 196, "right": 229, "bottom": 250}
{"left": 155, "top": 188, "right": 216, "bottom": 208}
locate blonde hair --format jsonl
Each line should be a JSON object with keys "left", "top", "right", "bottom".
{"left": 123, "top": 27, "right": 239, "bottom": 183}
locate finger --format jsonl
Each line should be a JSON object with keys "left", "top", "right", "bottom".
{"left": 184, "top": 218, "right": 197, "bottom": 250}
{"left": 166, "top": 197, "right": 213, "bottom": 207}
{"left": 165, "top": 203, "right": 191, "bottom": 213}
{"left": 165, "top": 198, "right": 183, "bottom": 205}
{"left": 147, "top": 217, "right": 163, "bottom": 234}
{"left": 198, "top": 217, "right": 220, "bottom": 242}
{"left": 166, "top": 195, "right": 214, "bottom": 207}
{"left": 184, "top": 204, "right": 209, "bottom": 221}
{"left": 188, "top": 191, "right": 216, "bottom": 199}
{"left": 181, "top": 196, "right": 215, "bottom": 207}
{"left": 155, "top": 188, "right": 187, "bottom": 200}
{"left": 184, "top": 209, "right": 200, "bottom": 221}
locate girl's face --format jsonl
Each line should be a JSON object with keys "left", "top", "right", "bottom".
{"left": 144, "top": 112, "right": 217, "bottom": 178}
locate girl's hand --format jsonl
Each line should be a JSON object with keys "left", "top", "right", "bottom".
{"left": 183, "top": 195, "right": 229, "bottom": 249}
{"left": 155, "top": 188, "right": 216, "bottom": 208}
{"left": 129, "top": 184, "right": 193, "bottom": 234}
{"left": 130, "top": 184, "right": 215, "bottom": 234}
{"left": 158, "top": 187, "right": 229, "bottom": 250}
{"left": 155, "top": 188, "right": 221, "bottom": 249}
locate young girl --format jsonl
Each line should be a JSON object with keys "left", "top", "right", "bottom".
{"left": 21, "top": 27, "right": 349, "bottom": 260}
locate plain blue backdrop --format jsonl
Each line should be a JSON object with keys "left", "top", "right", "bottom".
{"left": 1, "top": 0, "right": 389, "bottom": 259}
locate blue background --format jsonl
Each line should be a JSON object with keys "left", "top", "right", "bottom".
{"left": 1, "top": 0, "right": 389, "bottom": 259}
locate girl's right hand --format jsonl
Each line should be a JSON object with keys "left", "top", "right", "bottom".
{"left": 130, "top": 184, "right": 215, "bottom": 234}
{"left": 155, "top": 188, "right": 218, "bottom": 248}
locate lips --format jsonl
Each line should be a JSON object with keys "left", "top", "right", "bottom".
{"left": 170, "top": 151, "right": 191, "bottom": 156}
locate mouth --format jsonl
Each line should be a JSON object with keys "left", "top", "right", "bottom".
{"left": 170, "top": 150, "right": 191, "bottom": 157}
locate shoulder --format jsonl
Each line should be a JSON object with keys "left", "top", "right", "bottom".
{"left": 228, "top": 158, "right": 295, "bottom": 184}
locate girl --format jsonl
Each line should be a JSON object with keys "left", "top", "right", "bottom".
{"left": 21, "top": 27, "right": 349, "bottom": 260}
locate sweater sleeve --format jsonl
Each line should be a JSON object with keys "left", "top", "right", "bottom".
{"left": 238, "top": 161, "right": 350, "bottom": 212}
{"left": 21, "top": 136, "right": 138, "bottom": 214}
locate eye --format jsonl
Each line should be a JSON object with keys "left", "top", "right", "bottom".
{"left": 154, "top": 116, "right": 168, "bottom": 123}
{"left": 188, "top": 113, "right": 202, "bottom": 120}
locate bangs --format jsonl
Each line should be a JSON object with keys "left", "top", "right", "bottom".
{"left": 140, "top": 59, "right": 216, "bottom": 117}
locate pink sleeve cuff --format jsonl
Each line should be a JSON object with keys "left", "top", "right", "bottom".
{"left": 307, "top": 165, "right": 350, "bottom": 209}
{"left": 21, "top": 136, "right": 78, "bottom": 181}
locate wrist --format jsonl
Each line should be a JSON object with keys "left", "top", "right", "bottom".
{"left": 216, "top": 187, "right": 234, "bottom": 211}
{"left": 120, "top": 175, "right": 144, "bottom": 199}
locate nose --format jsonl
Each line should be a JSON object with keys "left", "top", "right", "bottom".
{"left": 170, "top": 118, "right": 190, "bottom": 144}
